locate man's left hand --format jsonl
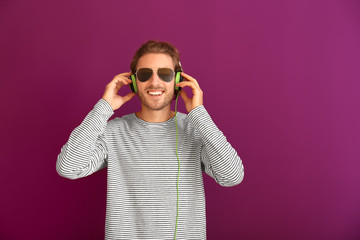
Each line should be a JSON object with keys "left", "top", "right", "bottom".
{"left": 176, "top": 72, "right": 203, "bottom": 113}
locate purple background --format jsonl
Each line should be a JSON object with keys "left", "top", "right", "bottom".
{"left": 1, "top": 0, "right": 360, "bottom": 239}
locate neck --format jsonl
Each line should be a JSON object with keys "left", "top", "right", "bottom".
{"left": 136, "top": 105, "right": 175, "bottom": 123}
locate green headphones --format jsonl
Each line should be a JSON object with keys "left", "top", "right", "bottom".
{"left": 129, "top": 63, "right": 183, "bottom": 93}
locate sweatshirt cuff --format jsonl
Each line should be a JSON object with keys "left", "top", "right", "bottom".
{"left": 93, "top": 99, "right": 114, "bottom": 120}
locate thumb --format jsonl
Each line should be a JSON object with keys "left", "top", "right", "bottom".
{"left": 180, "top": 90, "right": 190, "bottom": 103}
{"left": 122, "top": 92, "right": 136, "bottom": 103}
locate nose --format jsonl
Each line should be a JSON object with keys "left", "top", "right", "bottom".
{"left": 148, "top": 71, "right": 162, "bottom": 84}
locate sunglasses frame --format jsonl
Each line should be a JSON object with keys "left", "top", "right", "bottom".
{"left": 135, "top": 67, "right": 175, "bottom": 82}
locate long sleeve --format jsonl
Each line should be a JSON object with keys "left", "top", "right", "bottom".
{"left": 186, "top": 105, "right": 244, "bottom": 187}
{"left": 56, "top": 99, "right": 114, "bottom": 180}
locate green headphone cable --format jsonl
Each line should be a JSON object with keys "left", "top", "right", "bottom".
{"left": 174, "top": 91, "right": 181, "bottom": 240}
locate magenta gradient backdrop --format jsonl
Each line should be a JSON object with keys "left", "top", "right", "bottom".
{"left": 1, "top": 0, "right": 360, "bottom": 239}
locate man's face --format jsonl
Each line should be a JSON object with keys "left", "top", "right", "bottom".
{"left": 136, "top": 53, "right": 175, "bottom": 111}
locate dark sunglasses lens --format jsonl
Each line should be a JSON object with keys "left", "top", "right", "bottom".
{"left": 158, "top": 68, "right": 174, "bottom": 82}
{"left": 137, "top": 68, "right": 153, "bottom": 82}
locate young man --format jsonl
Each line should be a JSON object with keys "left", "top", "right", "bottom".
{"left": 57, "top": 40, "right": 244, "bottom": 239}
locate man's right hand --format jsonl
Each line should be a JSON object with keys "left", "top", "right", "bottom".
{"left": 102, "top": 72, "right": 136, "bottom": 111}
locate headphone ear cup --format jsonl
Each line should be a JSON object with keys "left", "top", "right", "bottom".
{"left": 175, "top": 72, "right": 183, "bottom": 90}
{"left": 129, "top": 74, "right": 137, "bottom": 93}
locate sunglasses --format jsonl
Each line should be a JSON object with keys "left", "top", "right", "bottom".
{"left": 135, "top": 68, "right": 175, "bottom": 82}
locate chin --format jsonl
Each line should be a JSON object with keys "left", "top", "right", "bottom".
{"left": 139, "top": 92, "right": 174, "bottom": 111}
{"left": 142, "top": 101, "right": 171, "bottom": 111}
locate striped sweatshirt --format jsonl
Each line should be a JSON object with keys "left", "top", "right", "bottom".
{"left": 57, "top": 99, "right": 244, "bottom": 239}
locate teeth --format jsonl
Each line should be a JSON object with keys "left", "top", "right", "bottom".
{"left": 148, "top": 91, "right": 163, "bottom": 96}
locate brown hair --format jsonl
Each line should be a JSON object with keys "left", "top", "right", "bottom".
{"left": 130, "top": 40, "right": 181, "bottom": 74}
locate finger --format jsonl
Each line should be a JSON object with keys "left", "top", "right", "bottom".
{"left": 118, "top": 77, "right": 132, "bottom": 85}
{"left": 112, "top": 73, "right": 132, "bottom": 85}
{"left": 116, "top": 72, "right": 132, "bottom": 77}
{"left": 113, "top": 77, "right": 132, "bottom": 91}
{"left": 181, "top": 72, "right": 200, "bottom": 88}
{"left": 177, "top": 81, "right": 198, "bottom": 93}
{"left": 114, "top": 74, "right": 132, "bottom": 82}
{"left": 122, "top": 92, "right": 136, "bottom": 103}
{"left": 180, "top": 90, "right": 190, "bottom": 102}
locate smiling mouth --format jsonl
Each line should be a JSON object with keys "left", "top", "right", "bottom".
{"left": 147, "top": 90, "right": 164, "bottom": 96}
